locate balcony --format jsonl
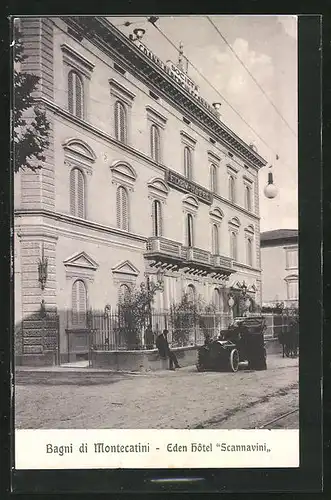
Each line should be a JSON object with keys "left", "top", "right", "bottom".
{"left": 145, "top": 237, "right": 235, "bottom": 276}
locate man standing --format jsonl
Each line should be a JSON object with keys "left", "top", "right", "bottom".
{"left": 156, "top": 329, "right": 180, "bottom": 370}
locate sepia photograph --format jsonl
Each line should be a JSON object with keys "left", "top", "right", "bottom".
{"left": 13, "top": 14, "right": 299, "bottom": 469}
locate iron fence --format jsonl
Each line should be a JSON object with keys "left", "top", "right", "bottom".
{"left": 75, "top": 309, "right": 233, "bottom": 351}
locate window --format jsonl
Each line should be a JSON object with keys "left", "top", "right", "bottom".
{"left": 286, "top": 248, "right": 298, "bottom": 269}
{"left": 152, "top": 199, "right": 162, "bottom": 237}
{"left": 184, "top": 146, "right": 192, "bottom": 180}
{"left": 247, "top": 237, "right": 253, "bottom": 266}
{"left": 72, "top": 279, "right": 87, "bottom": 327}
{"left": 213, "top": 288, "right": 223, "bottom": 311}
{"left": 119, "top": 283, "right": 131, "bottom": 303}
{"left": 187, "top": 213, "right": 194, "bottom": 247}
{"left": 210, "top": 164, "right": 218, "bottom": 193}
{"left": 287, "top": 279, "right": 299, "bottom": 300}
{"left": 229, "top": 175, "right": 236, "bottom": 203}
{"left": 245, "top": 185, "right": 252, "bottom": 211}
{"left": 187, "top": 284, "right": 196, "bottom": 303}
{"left": 114, "top": 101, "right": 127, "bottom": 143}
{"left": 230, "top": 231, "right": 237, "bottom": 260}
{"left": 68, "top": 70, "right": 84, "bottom": 119}
{"left": 212, "top": 224, "right": 219, "bottom": 254}
{"left": 150, "top": 124, "right": 161, "bottom": 163}
{"left": 116, "top": 186, "right": 129, "bottom": 231}
{"left": 70, "top": 168, "right": 85, "bottom": 218}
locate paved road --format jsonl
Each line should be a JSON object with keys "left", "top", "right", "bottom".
{"left": 15, "top": 355, "right": 299, "bottom": 430}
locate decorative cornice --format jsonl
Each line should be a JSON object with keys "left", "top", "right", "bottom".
{"left": 109, "top": 78, "right": 136, "bottom": 105}
{"left": 62, "top": 16, "right": 267, "bottom": 170}
{"left": 207, "top": 150, "right": 221, "bottom": 163}
{"left": 146, "top": 105, "right": 167, "bottom": 128}
{"left": 14, "top": 209, "right": 147, "bottom": 243}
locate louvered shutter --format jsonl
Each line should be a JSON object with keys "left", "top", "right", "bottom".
{"left": 116, "top": 187, "right": 122, "bottom": 228}
{"left": 68, "top": 71, "right": 74, "bottom": 114}
{"left": 187, "top": 214, "right": 193, "bottom": 247}
{"left": 122, "top": 187, "right": 128, "bottom": 230}
{"left": 77, "top": 280, "right": 87, "bottom": 326}
{"left": 152, "top": 200, "right": 162, "bottom": 236}
{"left": 72, "top": 279, "right": 78, "bottom": 325}
{"left": 70, "top": 169, "right": 76, "bottom": 215}
{"left": 151, "top": 125, "right": 160, "bottom": 162}
{"left": 77, "top": 169, "right": 85, "bottom": 218}
{"left": 75, "top": 73, "right": 83, "bottom": 119}
{"left": 212, "top": 225, "right": 219, "bottom": 254}
{"left": 115, "top": 102, "right": 120, "bottom": 141}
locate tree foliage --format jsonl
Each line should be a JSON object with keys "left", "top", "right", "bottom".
{"left": 170, "top": 293, "right": 216, "bottom": 346}
{"left": 118, "top": 281, "right": 161, "bottom": 349}
{"left": 13, "top": 26, "right": 50, "bottom": 173}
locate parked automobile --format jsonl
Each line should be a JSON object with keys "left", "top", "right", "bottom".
{"left": 196, "top": 316, "right": 267, "bottom": 373}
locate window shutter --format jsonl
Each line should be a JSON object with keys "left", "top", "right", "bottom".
{"left": 152, "top": 199, "right": 162, "bottom": 237}
{"left": 77, "top": 280, "right": 87, "bottom": 326}
{"left": 75, "top": 73, "right": 83, "bottom": 119}
{"left": 116, "top": 187, "right": 122, "bottom": 228}
{"left": 212, "top": 225, "right": 219, "bottom": 254}
{"left": 115, "top": 102, "right": 119, "bottom": 141}
{"left": 68, "top": 71, "right": 74, "bottom": 114}
{"left": 77, "top": 169, "right": 85, "bottom": 218}
{"left": 72, "top": 279, "right": 78, "bottom": 325}
{"left": 70, "top": 169, "right": 76, "bottom": 215}
{"left": 115, "top": 102, "right": 126, "bottom": 143}
{"left": 122, "top": 187, "right": 128, "bottom": 230}
{"left": 151, "top": 125, "right": 160, "bottom": 163}
{"left": 187, "top": 214, "right": 193, "bottom": 247}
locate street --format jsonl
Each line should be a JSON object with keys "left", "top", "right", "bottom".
{"left": 15, "top": 354, "right": 298, "bottom": 430}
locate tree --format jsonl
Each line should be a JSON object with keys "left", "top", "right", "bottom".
{"left": 13, "top": 26, "right": 50, "bottom": 173}
{"left": 118, "top": 281, "right": 161, "bottom": 349}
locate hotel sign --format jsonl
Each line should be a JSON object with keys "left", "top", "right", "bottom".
{"left": 136, "top": 41, "right": 218, "bottom": 118}
{"left": 166, "top": 170, "right": 213, "bottom": 205}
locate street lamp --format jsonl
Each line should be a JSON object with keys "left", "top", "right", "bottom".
{"left": 264, "top": 167, "right": 278, "bottom": 199}
{"left": 129, "top": 28, "right": 145, "bottom": 41}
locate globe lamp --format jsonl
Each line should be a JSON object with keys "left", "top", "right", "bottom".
{"left": 264, "top": 171, "right": 278, "bottom": 199}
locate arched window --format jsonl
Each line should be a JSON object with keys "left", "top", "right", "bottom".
{"left": 68, "top": 70, "right": 84, "bottom": 119}
{"left": 229, "top": 175, "right": 236, "bottom": 203}
{"left": 230, "top": 231, "right": 237, "bottom": 260}
{"left": 212, "top": 224, "right": 219, "bottom": 254}
{"left": 213, "top": 288, "right": 223, "bottom": 311}
{"left": 152, "top": 199, "right": 162, "bottom": 237}
{"left": 245, "top": 185, "right": 252, "bottom": 211}
{"left": 114, "top": 101, "right": 127, "bottom": 143}
{"left": 119, "top": 283, "right": 131, "bottom": 304}
{"left": 210, "top": 164, "right": 218, "bottom": 193}
{"left": 70, "top": 168, "right": 85, "bottom": 218}
{"left": 247, "top": 237, "right": 253, "bottom": 266}
{"left": 187, "top": 284, "right": 196, "bottom": 303}
{"left": 187, "top": 213, "right": 194, "bottom": 247}
{"left": 72, "top": 279, "right": 87, "bottom": 327}
{"left": 184, "top": 146, "right": 192, "bottom": 180}
{"left": 116, "top": 186, "right": 129, "bottom": 231}
{"left": 150, "top": 124, "right": 161, "bottom": 163}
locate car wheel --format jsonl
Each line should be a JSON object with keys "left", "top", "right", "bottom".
{"left": 229, "top": 349, "right": 239, "bottom": 372}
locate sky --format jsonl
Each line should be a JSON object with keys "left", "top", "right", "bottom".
{"left": 108, "top": 15, "right": 298, "bottom": 232}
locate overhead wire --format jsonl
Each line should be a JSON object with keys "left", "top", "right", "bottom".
{"left": 145, "top": 17, "right": 294, "bottom": 167}
{"left": 206, "top": 16, "right": 297, "bottom": 138}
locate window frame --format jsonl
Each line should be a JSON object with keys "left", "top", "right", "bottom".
{"left": 187, "top": 212, "right": 194, "bottom": 247}
{"left": 114, "top": 100, "right": 128, "bottom": 144}
{"left": 150, "top": 123, "right": 161, "bottom": 163}
{"left": 184, "top": 146, "right": 193, "bottom": 180}
{"left": 71, "top": 278, "right": 88, "bottom": 328}
{"left": 69, "top": 167, "right": 86, "bottom": 219}
{"left": 68, "top": 69, "right": 84, "bottom": 119}
{"left": 116, "top": 185, "right": 130, "bottom": 231}
{"left": 152, "top": 198, "right": 162, "bottom": 237}
{"left": 229, "top": 175, "right": 236, "bottom": 203}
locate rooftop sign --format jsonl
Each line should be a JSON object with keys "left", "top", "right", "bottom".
{"left": 136, "top": 41, "right": 218, "bottom": 118}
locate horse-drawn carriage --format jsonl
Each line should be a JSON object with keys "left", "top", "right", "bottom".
{"left": 196, "top": 316, "right": 267, "bottom": 373}
{"left": 278, "top": 317, "right": 299, "bottom": 358}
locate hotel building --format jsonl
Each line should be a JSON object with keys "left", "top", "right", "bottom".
{"left": 14, "top": 17, "right": 267, "bottom": 364}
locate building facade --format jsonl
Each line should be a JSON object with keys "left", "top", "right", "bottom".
{"left": 14, "top": 17, "right": 267, "bottom": 364}
{"left": 260, "top": 229, "right": 299, "bottom": 308}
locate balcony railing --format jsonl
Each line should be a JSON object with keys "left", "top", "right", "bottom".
{"left": 145, "top": 237, "right": 234, "bottom": 273}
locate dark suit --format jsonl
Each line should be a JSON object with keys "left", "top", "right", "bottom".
{"left": 156, "top": 333, "right": 180, "bottom": 369}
